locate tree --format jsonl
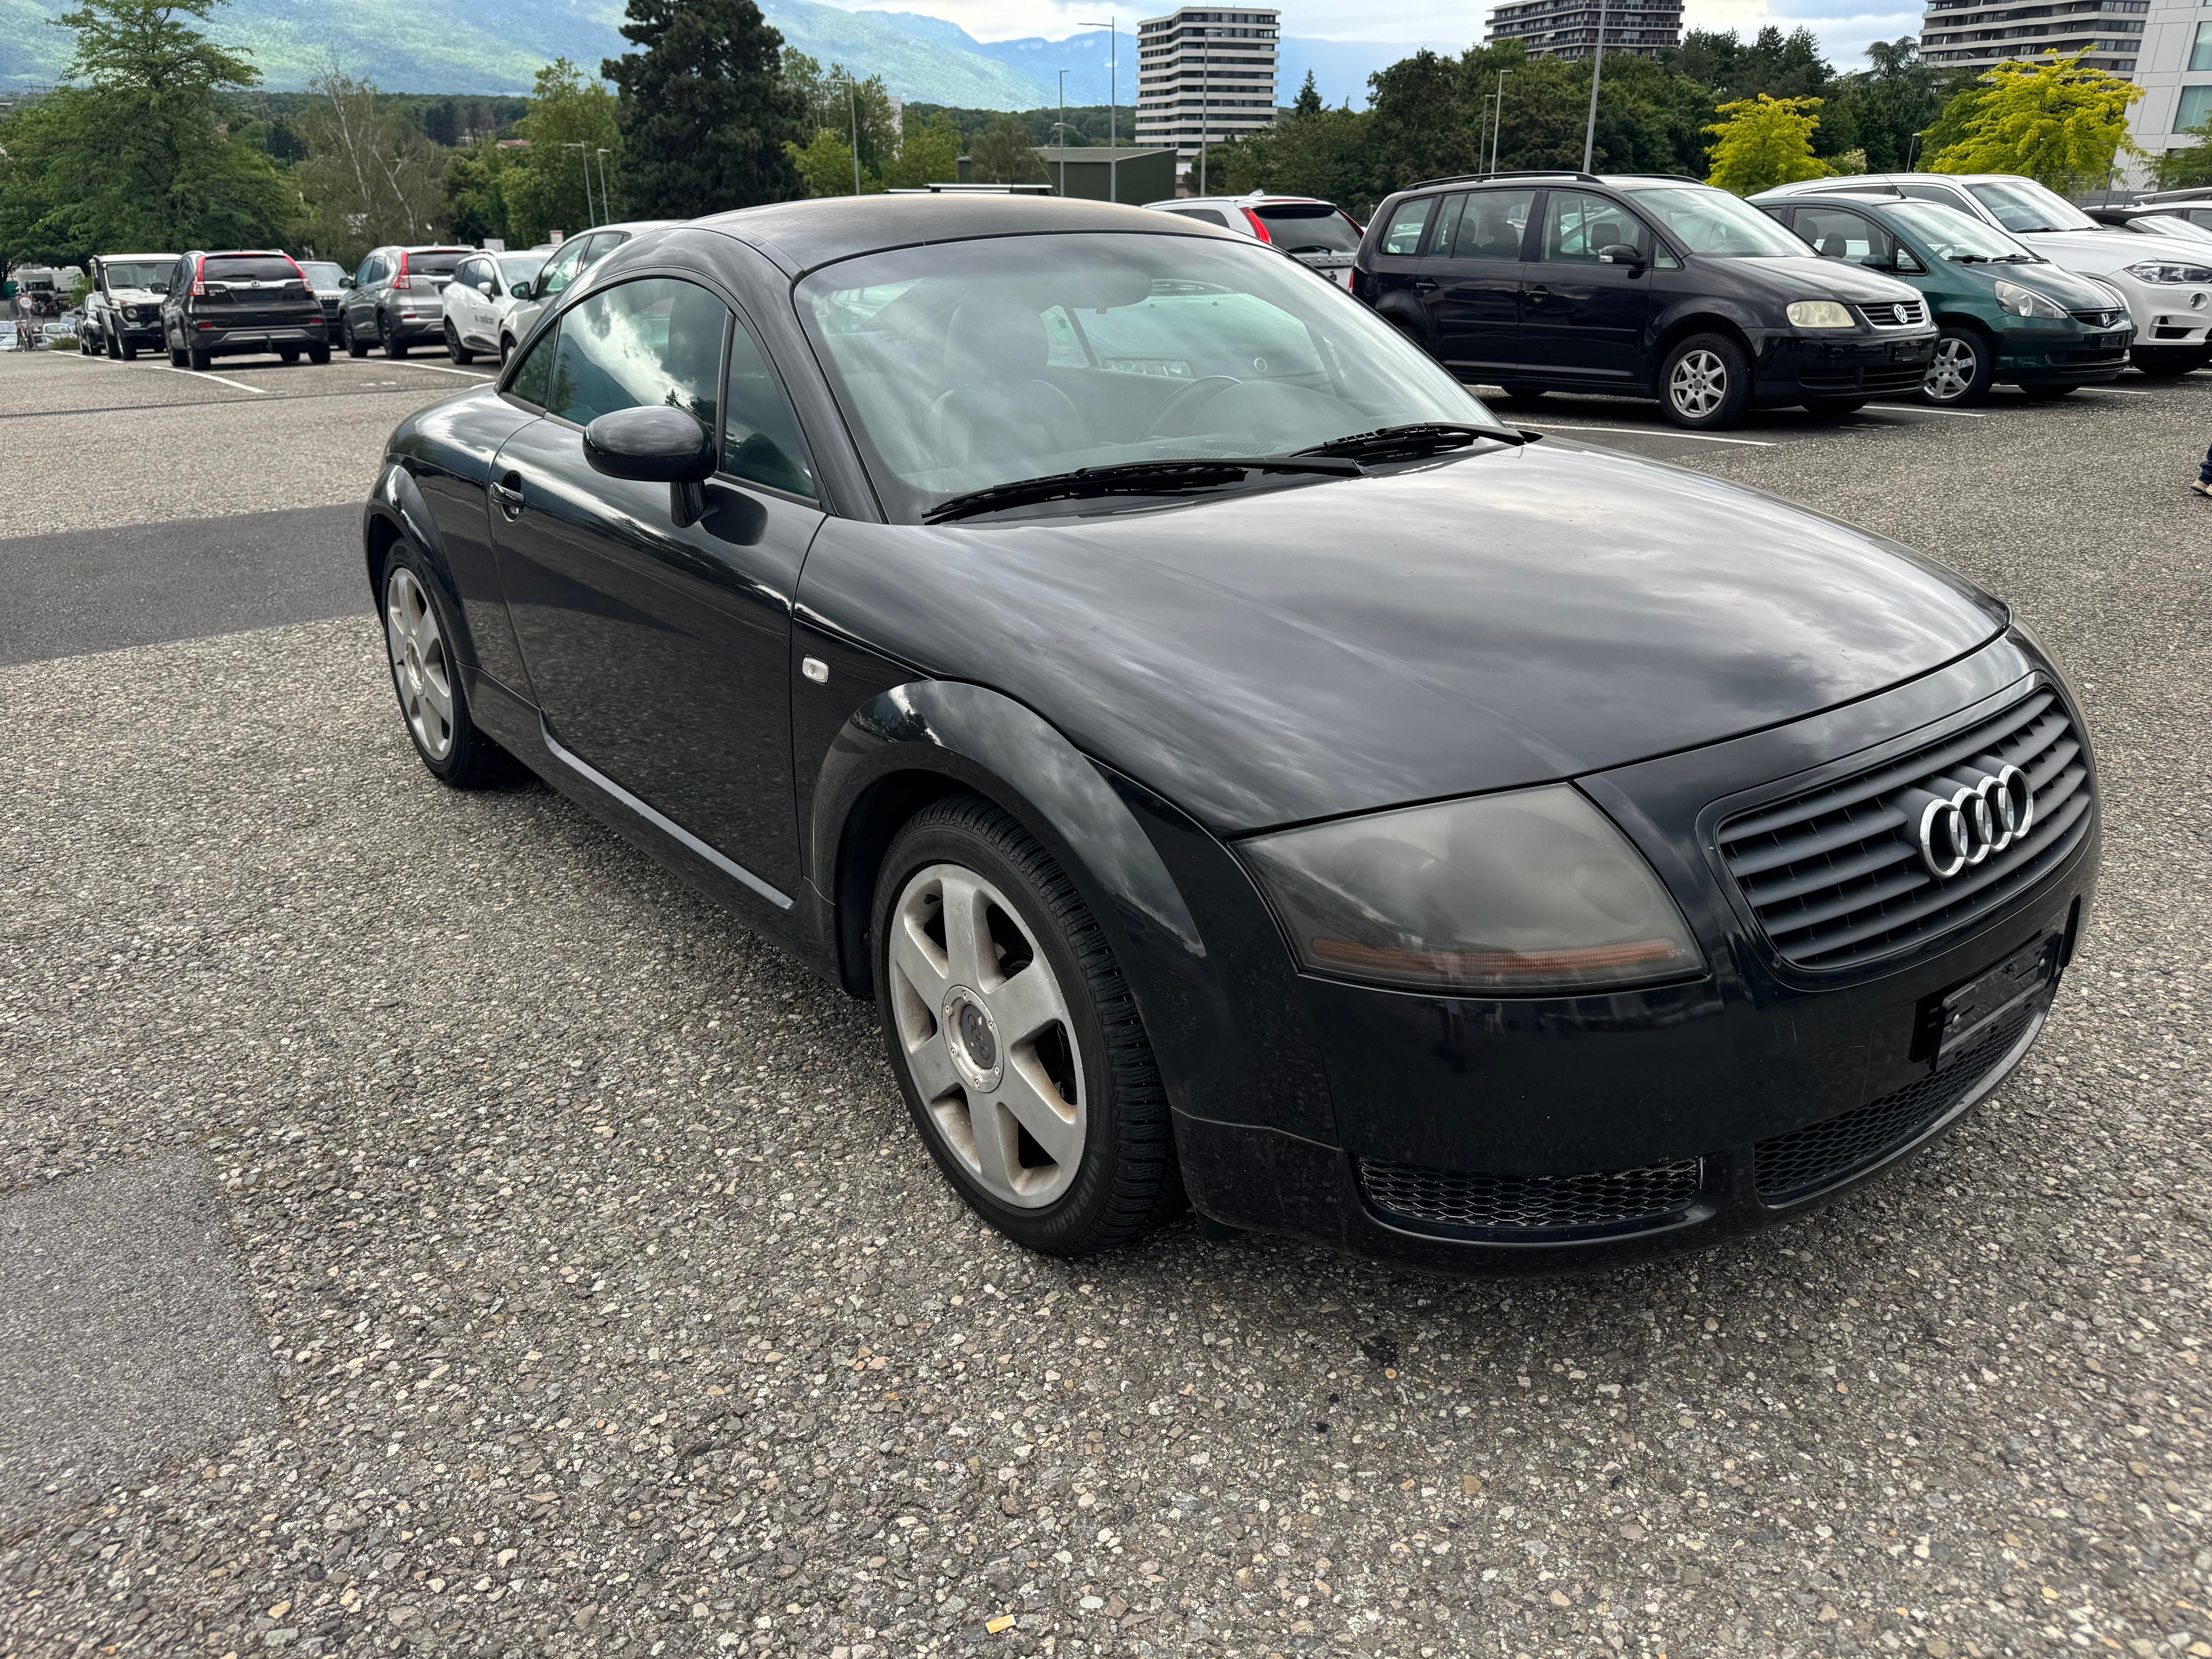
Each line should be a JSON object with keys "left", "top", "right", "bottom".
{"left": 500, "top": 59, "right": 621, "bottom": 246}
{"left": 602, "top": 0, "right": 804, "bottom": 217}
{"left": 1705, "top": 94, "right": 1831, "bottom": 194}
{"left": 441, "top": 135, "right": 512, "bottom": 246}
{"left": 1926, "top": 51, "right": 2144, "bottom": 193}
{"left": 0, "top": 0, "right": 297, "bottom": 265}
{"left": 785, "top": 129, "right": 872, "bottom": 198}
{"left": 883, "top": 113, "right": 961, "bottom": 191}
{"left": 1292, "top": 70, "right": 1323, "bottom": 118}
{"left": 1822, "top": 37, "right": 1948, "bottom": 172}
{"left": 784, "top": 54, "right": 900, "bottom": 178}
{"left": 2153, "top": 117, "right": 2212, "bottom": 190}
{"left": 969, "top": 114, "right": 1048, "bottom": 184}
{"left": 292, "top": 64, "right": 448, "bottom": 264}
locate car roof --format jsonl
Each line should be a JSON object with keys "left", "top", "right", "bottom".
{"left": 1147, "top": 194, "right": 1334, "bottom": 207}
{"left": 580, "top": 220, "right": 682, "bottom": 236}
{"left": 100, "top": 253, "right": 176, "bottom": 261}
{"left": 691, "top": 195, "right": 1218, "bottom": 276}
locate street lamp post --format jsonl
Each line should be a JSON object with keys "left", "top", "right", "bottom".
{"left": 1079, "top": 17, "right": 1118, "bottom": 201}
{"left": 849, "top": 82, "right": 862, "bottom": 196}
{"left": 1490, "top": 70, "right": 1510, "bottom": 173}
{"left": 1058, "top": 67, "right": 1070, "bottom": 196}
{"left": 595, "top": 147, "right": 612, "bottom": 220}
{"left": 1580, "top": 0, "right": 1609, "bottom": 173}
{"left": 564, "top": 141, "right": 596, "bottom": 228}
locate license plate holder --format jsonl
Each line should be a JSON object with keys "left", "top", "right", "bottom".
{"left": 1920, "top": 935, "right": 2055, "bottom": 1064}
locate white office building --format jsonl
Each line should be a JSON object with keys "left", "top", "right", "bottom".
{"left": 2126, "top": 0, "right": 2212, "bottom": 165}
{"left": 1135, "top": 7, "right": 1281, "bottom": 175}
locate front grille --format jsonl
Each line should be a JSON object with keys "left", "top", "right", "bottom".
{"left": 2069, "top": 307, "right": 2124, "bottom": 328}
{"left": 1359, "top": 1156, "right": 1703, "bottom": 1235}
{"left": 1860, "top": 362, "right": 1929, "bottom": 395}
{"left": 1754, "top": 1003, "right": 2034, "bottom": 1204}
{"left": 1717, "top": 689, "right": 2092, "bottom": 972}
{"left": 1862, "top": 298, "right": 1928, "bottom": 328}
{"left": 1799, "top": 362, "right": 1927, "bottom": 395}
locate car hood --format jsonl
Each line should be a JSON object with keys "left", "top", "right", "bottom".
{"left": 816, "top": 442, "right": 2007, "bottom": 833}
{"left": 1717, "top": 254, "right": 1925, "bottom": 304}
{"left": 1991, "top": 261, "right": 2132, "bottom": 310}
{"left": 2016, "top": 228, "right": 2212, "bottom": 274}
{"left": 106, "top": 286, "right": 161, "bottom": 304}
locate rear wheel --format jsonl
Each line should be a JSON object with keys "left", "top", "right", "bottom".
{"left": 873, "top": 797, "right": 1183, "bottom": 1256}
{"left": 344, "top": 316, "right": 370, "bottom": 359}
{"left": 188, "top": 344, "right": 211, "bottom": 371}
{"left": 1922, "top": 328, "right": 1993, "bottom": 406}
{"left": 307, "top": 342, "right": 331, "bottom": 366}
{"left": 1660, "top": 332, "right": 1752, "bottom": 429}
{"left": 444, "top": 323, "right": 474, "bottom": 365}
{"left": 277, "top": 347, "right": 300, "bottom": 364}
{"left": 380, "top": 314, "right": 408, "bottom": 358}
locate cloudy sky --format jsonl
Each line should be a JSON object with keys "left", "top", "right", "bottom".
{"left": 830, "top": 0, "right": 1926, "bottom": 76}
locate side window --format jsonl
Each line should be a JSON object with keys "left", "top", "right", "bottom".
{"left": 1899, "top": 182, "right": 1971, "bottom": 214}
{"left": 1541, "top": 191, "right": 1649, "bottom": 263}
{"left": 581, "top": 231, "right": 627, "bottom": 266}
{"left": 1379, "top": 196, "right": 1432, "bottom": 258}
{"left": 1796, "top": 206, "right": 1898, "bottom": 269}
{"left": 1452, "top": 188, "right": 1536, "bottom": 259}
{"left": 509, "top": 325, "right": 556, "bottom": 408}
{"left": 723, "top": 319, "right": 818, "bottom": 501}
{"left": 1170, "top": 208, "right": 1232, "bottom": 228}
{"left": 452, "top": 257, "right": 480, "bottom": 291}
{"left": 545, "top": 276, "right": 728, "bottom": 433}
{"left": 537, "top": 243, "right": 586, "bottom": 299}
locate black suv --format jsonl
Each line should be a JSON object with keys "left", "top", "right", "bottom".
{"left": 1352, "top": 171, "right": 1938, "bottom": 428}
{"left": 160, "top": 250, "right": 329, "bottom": 370}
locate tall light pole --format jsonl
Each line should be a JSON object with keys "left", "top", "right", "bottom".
{"left": 849, "top": 81, "right": 862, "bottom": 196}
{"left": 1080, "top": 17, "right": 1118, "bottom": 201}
{"left": 564, "top": 141, "right": 596, "bottom": 228}
{"left": 595, "top": 147, "right": 612, "bottom": 219}
{"left": 1580, "top": 0, "right": 1609, "bottom": 173}
{"left": 1490, "top": 70, "right": 1510, "bottom": 173}
{"left": 1058, "top": 67, "right": 1070, "bottom": 196}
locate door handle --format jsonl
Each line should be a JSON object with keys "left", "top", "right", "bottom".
{"left": 1412, "top": 277, "right": 1439, "bottom": 293}
{"left": 490, "top": 472, "right": 524, "bottom": 520}
{"left": 1526, "top": 284, "right": 1551, "bottom": 302}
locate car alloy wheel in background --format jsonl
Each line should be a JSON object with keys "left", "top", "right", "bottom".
{"left": 872, "top": 798, "right": 1183, "bottom": 1256}
{"left": 445, "top": 323, "right": 473, "bottom": 365}
{"left": 345, "top": 316, "right": 370, "bottom": 359}
{"left": 1661, "top": 333, "right": 1752, "bottom": 429}
{"left": 1923, "top": 330, "right": 1992, "bottom": 406}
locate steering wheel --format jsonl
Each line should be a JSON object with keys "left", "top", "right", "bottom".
{"left": 1141, "top": 375, "right": 1242, "bottom": 440}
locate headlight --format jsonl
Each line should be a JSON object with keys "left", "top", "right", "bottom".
{"left": 1993, "top": 279, "right": 2069, "bottom": 320}
{"left": 1786, "top": 299, "right": 1856, "bottom": 330}
{"left": 2124, "top": 259, "right": 2212, "bottom": 285}
{"left": 1240, "top": 785, "right": 1705, "bottom": 994}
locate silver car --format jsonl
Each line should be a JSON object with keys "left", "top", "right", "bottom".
{"left": 1144, "top": 194, "right": 1367, "bottom": 288}
{"left": 501, "top": 221, "right": 680, "bottom": 355}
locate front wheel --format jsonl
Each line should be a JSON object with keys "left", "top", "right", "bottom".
{"left": 118, "top": 333, "right": 137, "bottom": 361}
{"left": 444, "top": 323, "right": 474, "bottom": 365}
{"left": 1922, "top": 328, "right": 1993, "bottom": 406}
{"left": 498, "top": 333, "right": 515, "bottom": 366}
{"left": 380, "top": 550, "right": 510, "bottom": 787}
{"left": 168, "top": 334, "right": 187, "bottom": 368}
{"left": 1660, "top": 332, "right": 1752, "bottom": 429}
{"left": 1496, "top": 383, "right": 1547, "bottom": 404}
{"left": 873, "top": 797, "right": 1183, "bottom": 1257}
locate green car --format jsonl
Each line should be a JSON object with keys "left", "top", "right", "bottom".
{"left": 1759, "top": 191, "right": 2134, "bottom": 406}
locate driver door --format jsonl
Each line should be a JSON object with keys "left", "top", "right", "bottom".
{"left": 1517, "top": 190, "right": 1654, "bottom": 384}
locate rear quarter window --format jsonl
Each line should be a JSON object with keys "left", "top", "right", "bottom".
{"left": 1377, "top": 198, "right": 1433, "bottom": 258}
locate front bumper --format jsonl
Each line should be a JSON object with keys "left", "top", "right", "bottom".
{"left": 1999, "top": 323, "right": 2132, "bottom": 384}
{"left": 1753, "top": 328, "right": 1936, "bottom": 402}
{"left": 1158, "top": 633, "right": 2100, "bottom": 1269}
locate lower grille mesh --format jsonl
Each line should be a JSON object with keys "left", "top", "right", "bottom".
{"left": 1359, "top": 1156, "right": 1703, "bottom": 1235}
{"left": 1753, "top": 1004, "right": 2035, "bottom": 1204}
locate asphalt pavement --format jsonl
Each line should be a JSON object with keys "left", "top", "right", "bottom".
{"left": 0, "top": 346, "right": 2207, "bottom": 1659}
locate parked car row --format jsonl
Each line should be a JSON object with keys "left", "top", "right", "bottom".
{"left": 1316, "top": 169, "right": 2206, "bottom": 428}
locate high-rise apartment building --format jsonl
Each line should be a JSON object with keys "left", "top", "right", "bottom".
{"left": 1919, "top": 0, "right": 2147, "bottom": 77}
{"left": 1483, "top": 0, "right": 1683, "bottom": 62}
{"left": 2130, "top": 0, "right": 2212, "bottom": 159}
{"left": 1135, "top": 7, "right": 1281, "bottom": 172}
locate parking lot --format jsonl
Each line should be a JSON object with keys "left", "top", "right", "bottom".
{"left": 1, "top": 343, "right": 2207, "bottom": 1659}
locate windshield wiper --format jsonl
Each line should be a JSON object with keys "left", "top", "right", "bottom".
{"left": 924, "top": 455, "right": 1364, "bottom": 524}
{"left": 1296, "top": 421, "right": 1533, "bottom": 462}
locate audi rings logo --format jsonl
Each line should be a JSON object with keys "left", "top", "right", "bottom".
{"left": 1906, "top": 764, "right": 2035, "bottom": 879}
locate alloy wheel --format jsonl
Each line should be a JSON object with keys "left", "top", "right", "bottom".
{"left": 1669, "top": 349, "right": 1728, "bottom": 420}
{"left": 886, "top": 862, "right": 1085, "bottom": 1209}
{"left": 384, "top": 565, "right": 455, "bottom": 760}
{"left": 1925, "top": 337, "right": 1977, "bottom": 403}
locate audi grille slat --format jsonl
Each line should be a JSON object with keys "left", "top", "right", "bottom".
{"left": 1717, "top": 690, "right": 2094, "bottom": 972}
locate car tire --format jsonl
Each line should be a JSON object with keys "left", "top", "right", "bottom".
{"left": 872, "top": 795, "right": 1185, "bottom": 1257}
{"left": 188, "top": 344, "right": 211, "bottom": 371}
{"left": 1802, "top": 398, "right": 1866, "bottom": 417}
{"left": 445, "top": 324, "right": 474, "bottom": 365}
{"left": 105, "top": 323, "right": 122, "bottom": 360}
{"left": 118, "top": 332, "right": 137, "bottom": 361}
{"left": 1922, "top": 327, "right": 1993, "bottom": 406}
{"left": 379, "top": 547, "right": 511, "bottom": 788}
{"left": 380, "top": 314, "right": 408, "bottom": 359}
{"left": 1660, "top": 332, "right": 1752, "bottom": 429}
{"left": 498, "top": 333, "right": 515, "bottom": 367}
{"left": 168, "top": 336, "right": 187, "bottom": 368}
{"left": 344, "top": 317, "right": 370, "bottom": 359}
{"left": 2128, "top": 347, "right": 2210, "bottom": 379}
{"left": 1496, "top": 383, "right": 1547, "bottom": 404}
{"left": 307, "top": 342, "right": 331, "bottom": 365}
{"left": 278, "top": 347, "right": 299, "bottom": 364}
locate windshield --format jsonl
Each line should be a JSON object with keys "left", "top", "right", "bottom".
{"left": 799, "top": 232, "right": 1493, "bottom": 522}
{"left": 498, "top": 254, "right": 549, "bottom": 283}
{"left": 102, "top": 260, "right": 173, "bottom": 290}
{"left": 1252, "top": 203, "right": 1363, "bottom": 254}
{"left": 297, "top": 261, "right": 345, "bottom": 287}
{"left": 1621, "top": 186, "right": 1810, "bottom": 256}
{"left": 2133, "top": 214, "right": 2212, "bottom": 246}
{"left": 1964, "top": 178, "right": 2097, "bottom": 234}
{"left": 1887, "top": 201, "right": 2039, "bottom": 263}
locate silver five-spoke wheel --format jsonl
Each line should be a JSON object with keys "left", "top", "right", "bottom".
{"left": 385, "top": 565, "right": 455, "bottom": 761}
{"left": 1669, "top": 349, "right": 1728, "bottom": 420}
{"left": 1924, "top": 336, "right": 1978, "bottom": 403}
{"left": 886, "top": 862, "right": 1085, "bottom": 1209}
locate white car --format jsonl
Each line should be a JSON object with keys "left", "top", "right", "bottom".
{"left": 500, "top": 220, "right": 680, "bottom": 357}
{"left": 1756, "top": 172, "right": 2212, "bottom": 377}
{"left": 439, "top": 250, "right": 550, "bottom": 365}
{"left": 82, "top": 254, "right": 177, "bottom": 359}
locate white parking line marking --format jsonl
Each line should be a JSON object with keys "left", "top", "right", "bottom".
{"left": 1865, "top": 404, "right": 1987, "bottom": 417}
{"left": 340, "top": 359, "right": 494, "bottom": 381}
{"left": 1523, "top": 423, "right": 1777, "bottom": 447}
{"left": 2086, "top": 386, "right": 2152, "bottom": 395}
{"left": 163, "top": 366, "right": 266, "bottom": 394}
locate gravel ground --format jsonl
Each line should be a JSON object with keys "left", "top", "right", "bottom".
{"left": 0, "top": 364, "right": 2207, "bottom": 1659}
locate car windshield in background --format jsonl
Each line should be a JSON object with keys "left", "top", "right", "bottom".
{"left": 411, "top": 252, "right": 468, "bottom": 276}
{"left": 103, "top": 261, "right": 173, "bottom": 289}
{"left": 1252, "top": 204, "right": 1362, "bottom": 253}
{"left": 298, "top": 261, "right": 346, "bottom": 287}
{"left": 2136, "top": 215, "right": 2212, "bottom": 245}
{"left": 1966, "top": 179, "right": 2097, "bottom": 234}
{"left": 203, "top": 256, "right": 299, "bottom": 282}
{"left": 498, "top": 254, "right": 549, "bottom": 283}
{"left": 799, "top": 232, "right": 1495, "bottom": 521}
{"left": 1887, "top": 202, "right": 2039, "bottom": 263}
{"left": 1622, "top": 186, "right": 1811, "bottom": 257}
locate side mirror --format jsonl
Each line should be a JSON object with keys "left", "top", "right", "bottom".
{"left": 1597, "top": 244, "right": 1645, "bottom": 268}
{"left": 509, "top": 280, "right": 531, "bottom": 300}
{"left": 477, "top": 280, "right": 494, "bottom": 294}
{"left": 339, "top": 275, "right": 356, "bottom": 289}
{"left": 584, "top": 406, "right": 719, "bottom": 527}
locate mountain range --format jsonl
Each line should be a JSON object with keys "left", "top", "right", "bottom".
{"left": 0, "top": 0, "right": 1437, "bottom": 113}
